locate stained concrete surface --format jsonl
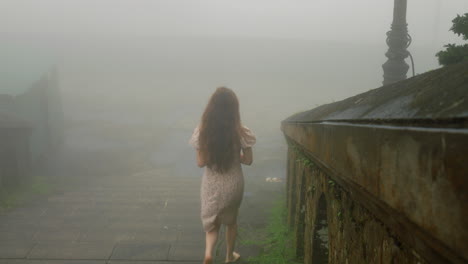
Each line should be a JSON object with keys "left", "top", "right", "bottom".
{"left": 0, "top": 147, "right": 283, "bottom": 264}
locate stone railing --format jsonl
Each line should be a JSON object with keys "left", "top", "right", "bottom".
{"left": 281, "top": 62, "right": 468, "bottom": 264}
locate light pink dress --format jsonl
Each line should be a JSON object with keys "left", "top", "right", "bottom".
{"left": 189, "top": 125, "right": 256, "bottom": 232}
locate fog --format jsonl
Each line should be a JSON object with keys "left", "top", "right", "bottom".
{"left": 0, "top": 1, "right": 467, "bottom": 260}
{"left": 2, "top": 0, "right": 467, "bottom": 190}
{"left": 2, "top": 0, "right": 467, "bottom": 197}
{"left": 2, "top": 0, "right": 467, "bottom": 45}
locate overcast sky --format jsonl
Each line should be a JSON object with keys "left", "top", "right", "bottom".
{"left": 1, "top": 0, "right": 467, "bottom": 47}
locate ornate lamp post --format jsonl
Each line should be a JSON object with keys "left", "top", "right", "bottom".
{"left": 382, "top": 0, "right": 411, "bottom": 85}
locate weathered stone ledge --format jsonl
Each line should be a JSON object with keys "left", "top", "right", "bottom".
{"left": 282, "top": 121, "right": 467, "bottom": 263}
{"left": 282, "top": 63, "right": 468, "bottom": 263}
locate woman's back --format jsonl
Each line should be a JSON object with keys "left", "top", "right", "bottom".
{"left": 189, "top": 87, "right": 256, "bottom": 264}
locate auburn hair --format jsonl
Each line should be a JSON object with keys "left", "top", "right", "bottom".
{"left": 199, "top": 87, "right": 242, "bottom": 173}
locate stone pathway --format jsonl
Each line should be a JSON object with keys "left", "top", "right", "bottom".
{"left": 0, "top": 167, "right": 283, "bottom": 264}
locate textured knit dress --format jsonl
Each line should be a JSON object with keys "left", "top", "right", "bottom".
{"left": 189, "top": 125, "right": 256, "bottom": 232}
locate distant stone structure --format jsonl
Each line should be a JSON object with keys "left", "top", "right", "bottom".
{"left": 0, "top": 108, "right": 31, "bottom": 188}
{"left": 282, "top": 62, "right": 468, "bottom": 263}
{"left": 0, "top": 68, "right": 64, "bottom": 189}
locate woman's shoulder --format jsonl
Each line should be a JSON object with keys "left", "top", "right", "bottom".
{"left": 240, "top": 125, "right": 256, "bottom": 148}
{"left": 189, "top": 125, "right": 200, "bottom": 149}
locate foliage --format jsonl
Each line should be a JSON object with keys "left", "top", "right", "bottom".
{"left": 451, "top": 13, "right": 468, "bottom": 40}
{"left": 436, "top": 13, "right": 468, "bottom": 66}
{"left": 242, "top": 198, "right": 302, "bottom": 264}
{"left": 0, "top": 176, "right": 54, "bottom": 213}
{"left": 296, "top": 156, "right": 313, "bottom": 168}
{"left": 436, "top": 43, "right": 468, "bottom": 66}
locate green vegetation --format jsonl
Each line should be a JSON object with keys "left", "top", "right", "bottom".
{"left": 242, "top": 198, "right": 302, "bottom": 264}
{"left": 0, "top": 176, "right": 55, "bottom": 213}
{"left": 436, "top": 13, "right": 468, "bottom": 66}
{"left": 296, "top": 156, "right": 314, "bottom": 168}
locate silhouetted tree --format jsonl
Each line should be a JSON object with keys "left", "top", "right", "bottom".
{"left": 436, "top": 13, "right": 468, "bottom": 66}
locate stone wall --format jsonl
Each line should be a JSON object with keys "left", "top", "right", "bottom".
{"left": 0, "top": 128, "right": 31, "bottom": 188}
{"left": 282, "top": 62, "right": 468, "bottom": 263}
{"left": 3, "top": 68, "right": 64, "bottom": 164}
{"left": 0, "top": 68, "right": 63, "bottom": 191}
{"left": 0, "top": 112, "right": 32, "bottom": 189}
{"left": 286, "top": 140, "right": 427, "bottom": 263}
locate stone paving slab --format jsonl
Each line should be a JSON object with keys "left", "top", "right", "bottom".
{"left": 0, "top": 231, "right": 36, "bottom": 243}
{"left": 109, "top": 242, "right": 170, "bottom": 261}
{"left": 0, "top": 260, "right": 200, "bottom": 264}
{"left": 129, "top": 230, "right": 177, "bottom": 244}
{"left": 77, "top": 231, "right": 135, "bottom": 243}
{"left": 167, "top": 242, "right": 204, "bottom": 261}
{"left": 0, "top": 261, "right": 105, "bottom": 264}
{"left": 175, "top": 229, "right": 205, "bottom": 244}
{"left": 0, "top": 166, "right": 284, "bottom": 263}
{"left": 27, "top": 242, "right": 115, "bottom": 260}
{"left": 0, "top": 240, "right": 35, "bottom": 258}
{"left": 32, "top": 229, "right": 82, "bottom": 242}
{"left": 107, "top": 261, "right": 199, "bottom": 264}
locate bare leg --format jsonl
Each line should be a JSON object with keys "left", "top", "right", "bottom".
{"left": 225, "top": 223, "right": 240, "bottom": 263}
{"left": 204, "top": 224, "right": 220, "bottom": 264}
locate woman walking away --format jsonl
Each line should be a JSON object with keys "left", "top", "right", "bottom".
{"left": 189, "top": 87, "right": 256, "bottom": 264}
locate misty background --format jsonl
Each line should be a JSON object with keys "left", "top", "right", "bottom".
{"left": 1, "top": 0, "right": 468, "bottom": 180}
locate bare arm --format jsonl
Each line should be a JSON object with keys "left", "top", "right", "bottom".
{"left": 196, "top": 150, "right": 206, "bottom": 168}
{"left": 240, "top": 147, "right": 253, "bottom": 165}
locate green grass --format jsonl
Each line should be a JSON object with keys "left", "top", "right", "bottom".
{"left": 0, "top": 176, "right": 55, "bottom": 213}
{"left": 242, "top": 197, "right": 302, "bottom": 264}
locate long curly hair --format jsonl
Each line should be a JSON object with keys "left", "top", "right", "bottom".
{"left": 199, "top": 87, "right": 242, "bottom": 173}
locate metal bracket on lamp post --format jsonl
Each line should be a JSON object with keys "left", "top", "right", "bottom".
{"left": 382, "top": 0, "right": 411, "bottom": 86}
